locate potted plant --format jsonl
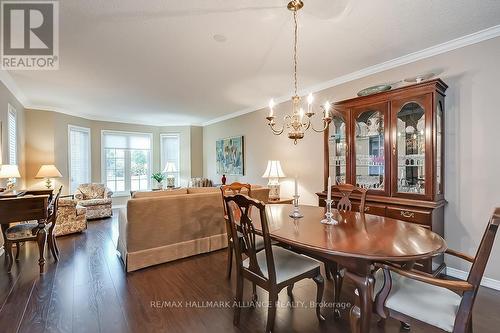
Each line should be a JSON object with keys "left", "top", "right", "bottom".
{"left": 151, "top": 172, "right": 166, "bottom": 190}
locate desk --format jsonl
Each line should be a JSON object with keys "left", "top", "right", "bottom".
{"left": 0, "top": 194, "right": 50, "bottom": 242}
{"left": 251, "top": 204, "right": 446, "bottom": 333}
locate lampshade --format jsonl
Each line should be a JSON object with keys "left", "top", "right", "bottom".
{"left": 35, "top": 165, "right": 63, "bottom": 178}
{"left": 163, "top": 162, "right": 177, "bottom": 173}
{"left": 0, "top": 165, "right": 21, "bottom": 179}
{"left": 262, "top": 160, "right": 286, "bottom": 178}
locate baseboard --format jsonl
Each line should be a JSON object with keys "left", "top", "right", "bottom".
{"left": 112, "top": 205, "right": 126, "bottom": 209}
{"left": 446, "top": 267, "right": 500, "bottom": 291}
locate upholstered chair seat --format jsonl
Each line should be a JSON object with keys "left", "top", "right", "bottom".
{"left": 55, "top": 198, "right": 87, "bottom": 236}
{"left": 374, "top": 270, "right": 460, "bottom": 332}
{"left": 244, "top": 245, "right": 321, "bottom": 284}
{"left": 5, "top": 223, "right": 40, "bottom": 240}
{"left": 75, "top": 183, "right": 113, "bottom": 219}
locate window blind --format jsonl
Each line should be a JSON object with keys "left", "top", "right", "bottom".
{"left": 8, "top": 105, "right": 17, "bottom": 165}
{"left": 69, "top": 126, "right": 91, "bottom": 193}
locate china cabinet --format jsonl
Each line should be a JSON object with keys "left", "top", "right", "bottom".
{"left": 317, "top": 79, "right": 447, "bottom": 274}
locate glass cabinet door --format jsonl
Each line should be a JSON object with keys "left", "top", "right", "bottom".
{"left": 436, "top": 100, "right": 444, "bottom": 195}
{"left": 395, "top": 102, "right": 426, "bottom": 194}
{"left": 353, "top": 106, "right": 387, "bottom": 191}
{"left": 328, "top": 113, "right": 348, "bottom": 185}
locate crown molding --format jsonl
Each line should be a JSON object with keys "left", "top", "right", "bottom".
{"left": 203, "top": 24, "right": 500, "bottom": 127}
{"left": 0, "top": 70, "right": 28, "bottom": 106}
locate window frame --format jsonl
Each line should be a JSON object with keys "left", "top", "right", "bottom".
{"left": 160, "top": 133, "right": 181, "bottom": 187}
{"left": 68, "top": 125, "right": 92, "bottom": 193}
{"left": 101, "top": 130, "right": 153, "bottom": 196}
{"left": 7, "top": 104, "right": 17, "bottom": 165}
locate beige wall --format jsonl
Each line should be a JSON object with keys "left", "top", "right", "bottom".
{"left": 0, "top": 81, "right": 26, "bottom": 250}
{"left": 190, "top": 126, "right": 203, "bottom": 177}
{"left": 25, "top": 110, "right": 202, "bottom": 202}
{"left": 204, "top": 37, "right": 500, "bottom": 281}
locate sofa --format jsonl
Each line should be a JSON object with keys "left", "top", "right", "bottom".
{"left": 118, "top": 186, "right": 270, "bottom": 272}
{"left": 75, "top": 183, "right": 113, "bottom": 219}
{"left": 55, "top": 198, "right": 87, "bottom": 236}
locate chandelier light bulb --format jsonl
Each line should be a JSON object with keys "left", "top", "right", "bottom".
{"left": 307, "top": 93, "right": 313, "bottom": 105}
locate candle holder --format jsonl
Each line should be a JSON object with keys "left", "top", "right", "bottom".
{"left": 289, "top": 195, "right": 304, "bottom": 219}
{"left": 321, "top": 199, "right": 339, "bottom": 225}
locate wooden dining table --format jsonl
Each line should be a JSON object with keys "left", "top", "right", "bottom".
{"left": 250, "top": 204, "right": 447, "bottom": 333}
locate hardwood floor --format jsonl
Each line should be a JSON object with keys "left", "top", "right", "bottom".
{"left": 1, "top": 211, "right": 499, "bottom": 333}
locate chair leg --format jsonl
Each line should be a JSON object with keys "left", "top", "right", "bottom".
{"left": 5, "top": 242, "right": 14, "bottom": 273}
{"left": 287, "top": 284, "right": 294, "bottom": 297}
{"left": 53, "top": 234, "right": 60, "bottom": 255}
{"left": 313, "top": 274, "right": 326, "bottom": 322}
{"left": 468, "top": 316, "right": 473, "bottom": 333}
{"left": 233, "top": 273, "right": 244, "bottom": 325}
{"left": 36, "top": 229, "right": 47, "bottom": 274}
{"left": 15, "top": 242, "right": 20, "bottom": 261}
{"left": 266, "top": 290, "right": 278, "bottom": 333}
{"left": 324, "top": 262, "right": 333, "bottom": 280}
{"left": 333, "top": 267, "right": 344, "bottom": 320}
{"left": 400, "top": 321, "right": 411, "bottom": 331}
{"left": 349, "top": 305, "right": 361, "bottom": 333}
{"left": 48, "top": 234, "right": 59, "bottom": 261}
{"left": 226, "top": 241, "right": 233, "bottom": 279}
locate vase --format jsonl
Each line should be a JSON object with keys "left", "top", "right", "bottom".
{"left": 221, "top": 174, "right": 226, "bottom": 185}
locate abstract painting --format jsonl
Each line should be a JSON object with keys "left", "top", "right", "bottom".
{"left": 216, "top": 136, "right": 244, "bottom": 175}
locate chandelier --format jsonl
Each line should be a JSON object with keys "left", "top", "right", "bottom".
{"left": 266, "top": 0, "right": 331, "bottom": 144}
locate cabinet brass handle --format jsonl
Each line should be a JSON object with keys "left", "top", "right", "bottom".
{"left": 400, "top": 211, "right": 415, "bottom": 218}
{"left": 365, "top": 207, "right": 370, "bottom": 212}
{"left": 392, "top": 145, "right": 396, "bottom": 156}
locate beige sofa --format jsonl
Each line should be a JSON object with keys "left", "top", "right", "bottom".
{"left": 117, "top": 186, "right": 270, "bottom": 272}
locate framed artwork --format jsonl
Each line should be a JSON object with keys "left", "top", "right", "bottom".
{"left": 216, "top": 136, "right": 244, "bottom": 175}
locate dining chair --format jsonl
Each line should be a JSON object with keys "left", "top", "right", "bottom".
{"left": 5, "top": 186, "right": 62, "bottom": 274}
{"left": 327, "top": 184, "right": 368, "bottom": 317}
{"left": 355, "top": 207, "right": 500, "bottom": 333}
{"left": 221, "top": 182, "right": 267, "bottom": 280}
{"left": 224, "top": 194, "right": 325, "bottom": 333}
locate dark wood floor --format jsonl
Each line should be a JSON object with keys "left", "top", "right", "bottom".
{"left": 1, "top": 212, "right": 499, "bottom": 333}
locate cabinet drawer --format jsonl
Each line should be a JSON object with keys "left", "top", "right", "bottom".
{"left": 386, "top": 206, "right": 432, "bottom": 225}
{"left": 361, "top": 204, "right": 386, "bottom": 216}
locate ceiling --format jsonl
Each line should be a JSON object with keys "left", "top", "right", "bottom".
{"left": 5, "top": 0, "right": 500, "bottom": 125}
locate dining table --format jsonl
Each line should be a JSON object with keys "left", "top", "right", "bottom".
{"left": 250, "top": 204, "right": 447, "bottom": 333}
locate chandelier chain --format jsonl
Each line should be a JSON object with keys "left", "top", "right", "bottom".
{"left": 293, "top": 9, "right": 298, "bottom": 97}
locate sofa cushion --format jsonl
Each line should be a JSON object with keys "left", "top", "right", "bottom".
{"left": 133, "top": 188, "right": 188, "bottom": 198}
{"left": 76, "top": 205, "right": 87, "bottom": 216}
{"left": 187, "top": 187, "right": 219, "bottom": 194}
{"left": 79, "top": 198, "right": 112, "bottom": 207}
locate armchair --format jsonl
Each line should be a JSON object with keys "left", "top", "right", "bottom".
{"left": 55, "top": 197, "right": 87, "bottom": 236}
{"left": 75, "top": 183, "right": 113, "bottom": 219}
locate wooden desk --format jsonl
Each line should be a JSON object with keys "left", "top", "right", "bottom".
{"left": 251, "top": 204, "right": 447, "bottom": 333}
{"left": 0, "top": 195, "right": 50, "bottom": 240}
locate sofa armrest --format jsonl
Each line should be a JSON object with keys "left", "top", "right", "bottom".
{"left": 75, "top": 192, "right": 84, "bottom": 200}
{"left": 58, "top": 197, "right": 77, "bottom": 207}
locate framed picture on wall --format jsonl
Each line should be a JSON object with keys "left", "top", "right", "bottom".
{"left": 216, "top": 136, "right": 244, "bottom": 175}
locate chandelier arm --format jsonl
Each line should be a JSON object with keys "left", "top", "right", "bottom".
{"left": 302, "top": 116, "right": 311, "bottom": 131}
{"left": 310, "top": 119, "right": 331, "bottom": 133}
{"left": 268, "top": 122, "right": 284, "bottom": 135}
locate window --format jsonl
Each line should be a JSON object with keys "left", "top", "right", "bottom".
{"left": 8, "top": 104, "right": 17, "bottom": 165}
{"left": 69, "top": 125, "right": 91, "bottom": 193}
{"left": 160, "top": 134, "right": 181, "bottom": 187}
{"left": 102, "top": 131, "right": 152, "bottom": 194}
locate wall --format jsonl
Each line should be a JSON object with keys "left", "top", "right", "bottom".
{"left": 190, "top": 126, "right": 203, "bottom": 177}
{"left": 25, "top": 110, "right": 202, "bottom": 205}
{"left": 204, "top": 37, "right": 500, "bottom": 281}
{"left": 0, "top": 80, "right": 26, "bottom": 250}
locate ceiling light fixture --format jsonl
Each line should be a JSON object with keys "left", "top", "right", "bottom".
{"left": 266, "top": 0, "right": 331, "bottom": 144}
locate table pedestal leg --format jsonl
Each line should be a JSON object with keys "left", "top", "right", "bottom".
{"left": 346, "top": 271, "right": 375, "bottom": 333}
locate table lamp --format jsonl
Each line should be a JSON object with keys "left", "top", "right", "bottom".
{"left": 262, "top": 160, "right": 286, "bottom": 200}
{"left": 35, "top": 165, "right": 63, "bottom": 189}
{"left": 163, "top": 162, "right": 177, "bottom": 188}
{"left": 0, "top": 165, "right": 21, "bottom": 191}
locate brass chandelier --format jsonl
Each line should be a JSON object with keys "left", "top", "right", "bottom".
{"left": 266, "top": 0, "right": 331, "bottom": 144}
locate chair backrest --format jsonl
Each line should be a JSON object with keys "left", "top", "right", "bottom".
{"left": 332, "top": 184, "right": 368, "bottom": 212}
{"left": 47, "top": 186, "right": 62, "bottom": 231}
{"left": 220, "top": 182, "right": 252, "bottom": 218}
{"left": 76, "top": 183, "right": 105, "bottom": 199}
{"left": 224, "top": 194, "right": 276, "bottom": 284}
{"left": 455, "top": 208, "right": 500, "bottom": 329}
